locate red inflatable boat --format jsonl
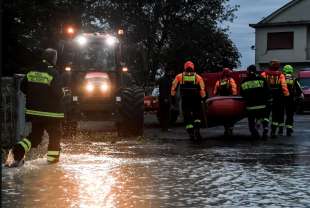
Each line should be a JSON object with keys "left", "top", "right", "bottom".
{"left": 204, "top": 96, "right": 247, "bottom": 128}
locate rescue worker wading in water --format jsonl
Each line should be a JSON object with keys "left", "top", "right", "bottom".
{"left": 213, "top": 67, "right": 237, "bottom": 136}
{"left": 240, "top": 65, "right": 272, "bottom": 139}
{"left": 279, "top": 65, "right": 303, "bottom": 136}
{"left": 261, "top": 60, "right": 289, "bottom": 138}
{"left": 171, "top": 61, "right": 206, "bottom": 140}
{"left": 5, "top": 48, "right": 64, "bottom": 167}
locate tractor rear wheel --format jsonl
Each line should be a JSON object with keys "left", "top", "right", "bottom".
{"left": 117, "top": 86, "right": 144, "bottom": 137}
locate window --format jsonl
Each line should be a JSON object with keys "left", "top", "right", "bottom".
{"left": 267, "top": 32, "right": 294, "bottom": 50}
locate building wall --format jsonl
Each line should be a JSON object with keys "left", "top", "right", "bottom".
{"left": 255, "top": 25, "right": 310, "bottom": 67}
{"left": 269, "top": 0, "right": 310, "bottom": 23}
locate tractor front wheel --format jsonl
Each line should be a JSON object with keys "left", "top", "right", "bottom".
{"left": 117, "top": 86, "right": 144, "bottom": 137}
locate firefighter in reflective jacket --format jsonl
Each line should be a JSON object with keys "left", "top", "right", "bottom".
{"left": 213, "top": 68, "right": 237, "bottom": 96}
{"left": 5, "top": 48, "right": 64, "bottom": 167}
{"left": 213, "top": 67, "right": 237, "bottom": 136}
{"left": 261, "top": 60, "right": 289, "bottom": 138}
{"left": 279, "top": 65, "right": 303, "bottom": 136}
{"left": 240, "top": 65, "right": 272, "bottom": 139}
{"left": 171, "top": 61, "right": 206, "bottom": 140}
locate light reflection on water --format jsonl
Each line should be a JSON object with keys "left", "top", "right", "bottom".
{"left": 2, "top": 140, "right": 310, "bottom": 207}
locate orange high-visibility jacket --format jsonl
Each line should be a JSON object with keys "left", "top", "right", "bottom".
{"left": 213, "top": 78, "right": 237, "bottom": 96}
{"left": 261, "top": 70, "right": 289, "bottom": 96}
{"left": 171, "top": 72, "right": 206, "bottom": 98}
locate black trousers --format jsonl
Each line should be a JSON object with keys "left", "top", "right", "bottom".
{"left": 271, "top": 97, "right": 284, "bottom": 131}
{"left": 158, "top": 99, "right": 170, "bottom": 130}
{"left": 247, "top": 108, "right": 268, "bottom": 135}
{"left": 182, "top": 97, "right": 201, "bottom": 130}
{"left": 27, "top": 117, "right": 62, "bottom": 151}
{"left": 13, "top": 116, "right": 62, "bottom": 160}
{"left": 279, "top": 97, "right": 295, "bottom": 129}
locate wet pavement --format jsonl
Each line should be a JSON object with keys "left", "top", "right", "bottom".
{"left": 2, "top": 114, "right": 310, "bottom": 207}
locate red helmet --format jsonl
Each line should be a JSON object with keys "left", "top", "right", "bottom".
{"left": 270, "top": 59, "right": 280, "bottom": 70}
{"left": 184, "top": 61, "right": 195, "bottom": 72}
{"left": 222, "top": 67, "right": 232, "bottom": 77}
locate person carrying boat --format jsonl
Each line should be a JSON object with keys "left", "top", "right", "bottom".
{"left": 261, "top": 60, "right": 289, "bottom": 138}
{"left": 171, "top": 61, "right": 206, "bottom": 140}
{"left": 240, "top": 65, "right": 272, "bottom": 139}
{"left": 278, "top": 65, "right": 303, "bottom": 136}
{"left": 213, "top": 67, "right": 237, "bottom": 136}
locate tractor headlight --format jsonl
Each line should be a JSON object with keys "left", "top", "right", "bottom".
{"left": 105, "top": 35, "right": 118, "bottom": 46}
{"left": 65, "top": 66, "right": 71, "bottom": 71}
{"left": 76, "top": 35, "right": 87, "bottom": 46}
{"left": 85, "top": 83, "right": 94, "bottom": 92}
{"left": 100, "top": 83, "right": 109, "bottom": 92}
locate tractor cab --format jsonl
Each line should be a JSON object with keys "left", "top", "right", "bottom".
{"left": 58, "top": 30, "right": 144, "bottom": 137}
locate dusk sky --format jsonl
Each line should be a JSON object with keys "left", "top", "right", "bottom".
{"left": 228, "top": 0, "right": 291, "bottom": 69}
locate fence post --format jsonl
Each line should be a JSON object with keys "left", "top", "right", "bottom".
{"left": 1, "top": 77, "right": 16, "bottom": 149}
{"left": 14, "top": 74, "right": 31, "bottom": 142}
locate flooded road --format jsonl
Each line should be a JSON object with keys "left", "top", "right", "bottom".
{"left": 2, "top": 115, "right": 310, "bottom": 207}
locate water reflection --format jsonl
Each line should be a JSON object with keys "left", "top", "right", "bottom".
{"left": 2, "top": 159, "right": 79, "bottom": 208}
{"left": 2, "top": 137, "right": 310, "bottom": 207}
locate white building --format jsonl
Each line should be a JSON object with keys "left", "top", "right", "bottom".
{"left": 250, "top": 0, "right": 310, "bottom": 69}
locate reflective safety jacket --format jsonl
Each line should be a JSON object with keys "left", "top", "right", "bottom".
{"left": 261, "top": 70, "right": 289, "bottom": 97}
{"left": 213, "top": 78, "right": 237, "bottom": 96}
{"left": 284, "top": 74, "right": 303, "bottom": 98}
{"left": 20, "top": 62, "right": 64, "bottom": 118}
{"left": 171, "top": 72, "right": 206, "bottom": 98}
{"left": 240, "top": 74, "right": 272, "bottom": 110}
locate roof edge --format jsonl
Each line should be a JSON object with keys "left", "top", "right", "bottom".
{"left": 258, "top": 0, "right": 302, "bottom": 24}
{"left": 250, "top": 20, "right": 310, "bottom": 28}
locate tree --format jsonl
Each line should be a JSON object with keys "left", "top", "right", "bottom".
{"left": 3, "top": 0, "right": 240, "bottom": 83}
{"left": 93, "top": 0, "right": 240, "bottom": 84}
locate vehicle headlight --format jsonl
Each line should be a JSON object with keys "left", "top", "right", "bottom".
{"left": 85, "top": 83, "right": 94, "bottom": 92}
{"left": 76, "top": 35, "right": 87, "bottom": 46}
{"left": 100, "top": 83, "right": 109, "bottom": 92}
{"left": 65, "top": 66, "right": 71, "bottom": 71}
{"left": 105, "top": 35, "right": 118, "bottom": 46}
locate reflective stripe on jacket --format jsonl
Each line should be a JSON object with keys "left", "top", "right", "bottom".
{"left": 171, "top": 72, "right": 206, "bottom": 98}
{"left": 284, "top": 74, "right": 303, "bottom": 97}
{"left": 26, "top": 109, "right": 64, "bottom": 118}
{"left": 213, "top": 78, "right": 237, "bottom": 96}
{"left": 240, "top": 74, "right": 272, "bottom": 110}
{"left": 21, "top": 62, "right": 64, "bottom": 118}
{"left": 261, "top": 70, "right": 289, "bottom": 96}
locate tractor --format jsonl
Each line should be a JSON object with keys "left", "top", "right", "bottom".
{"left": 58, "top": 29, "right": 144, "bottom": 137}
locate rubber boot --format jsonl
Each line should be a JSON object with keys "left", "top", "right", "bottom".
{"left": 278, "top": 126, "right": 284, "bottom": 136}
{"left": 194, "top": 127, "right": 202, "bottom": 140}
{"left": 287, "top": 128, "right": 293, "bottom": 137}
{"left": 187, "top": 128, "right": 195, "bottom": 140}
{"left": 225, "top": 127, "right": 233, "bottom": 136}
{"left": 47, "top": 150, "right": 60, "bottom": 164}
{"left": 262, "top": 129, "right": 268, "bottom": 140}
{"left": 251, "top": 129, "right": 260, "bottom": 139}
{"left": 5, "top": 146, "right": 25, "bottom": 168}
{"left": 271, "top": 126, "right": 277, "bottom": 139}
{"left": 224, "top": 126, "right": 232, "bottom": 136}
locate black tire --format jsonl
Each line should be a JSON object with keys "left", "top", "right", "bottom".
{"left": 117, "top": 86, "right": 144, "bottom": 137}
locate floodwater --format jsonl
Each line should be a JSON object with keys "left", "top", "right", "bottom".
{"left": 2, "top": 117, "right": 310, "bottom": 208}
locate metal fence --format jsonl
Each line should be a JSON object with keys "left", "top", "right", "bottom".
{"left": 1, "top": 75, "right": 29, "bottom": 149}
